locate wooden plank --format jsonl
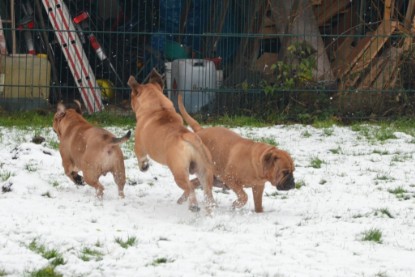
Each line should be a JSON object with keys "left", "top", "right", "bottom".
{"left": 358, "top": 48, "right": 391, "bottom": 89}
{"left": 384, "top": 0, "right": 392, "bottom": 20}
{"left": 348, "top": 21, "right": 397, "bottom": 75}
{"left": 405, "top": 0, "right": 415, "bottom": 28}
{"left": 315, "top": 0, "right": 350, "bottom": 26}
{"left": 372, "top": 47, "right": 403, "bottom": 89}
{"left": 336, "top": 20, "right": 396, "bottom": 78}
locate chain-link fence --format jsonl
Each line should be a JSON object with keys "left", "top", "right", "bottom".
{"left": 1, "top": 0, "right": 415, "bottom": 119}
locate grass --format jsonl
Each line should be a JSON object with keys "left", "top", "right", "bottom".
{"left": 375, "top": 208, "right": 394, "bottom": 219}
{"left": 375, "top": 174, "right": 394, "bottom": 181}
{"left": 373, "top": 149, "right": 389, "bottom": 155}
{"left": 48, "top": 140, "right": 60, "bottom": 150}
{"left": 0, "top": 170, "right": 12, "bottom": 182}
{"left": 309, "top": 156, "right": 324, "bottom": 169}
{"left": 25, "top": 162, "right": 38, "bottom": 172}
{"left": 387, "top": 186, "right": 410, "bottom": 200}
{"left": 322, "top": 128, "right": 334, "bottom": 136}
{"left": 295, "top": 180, "right": 305, "bottom": 190}
{"left": 256, "top": 137, "right": 278, "bottom": 146}
{"left": 150, "top": 257, "right": 174, "bottom": 266}
{"left": 115, "top": 236, "right": 137, "bottom": 249}
{"left": 79, "top": 247, "right": 104, "bottom": 262}
{"left": 361, "top": 228, "right": 383, "bottom": 243}
{"left": 301, "top": 130, "right": 312, "bottom": 138}
{"left": 329, "top": 147, "right": 342, "bottom": 154}
{"left": 0, "top": 269, "right": 7, "bottom": 276}
{"left": 41, "top": 192, "right": 52, "bottom": 198}
{"left": 29, "top": 266, "right": 62, "bottom": 277}
{"left": 28, "top": 240, "right": 66, "bottom": 270}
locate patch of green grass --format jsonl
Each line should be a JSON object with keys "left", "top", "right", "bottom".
{"left": 374, "top": 128, "right": 397, "bottom": 141}
{"left": 0, "top": 111, "right": 53, "bottom": 128}
{"left": 375, "top": 208, "right": 394, "bottom": 219}
{"left": 256, "top": 137, "right": 278, "bottom": 146}
{"left": 115, "top": 236, "right": 137, "bottom": 249}
{"left": 387, "top": 186, "right": 410, "bottom": 200}
{"left": 52, "top": 181, "right": 59, "bottom": 188}
{"left": 301, "top": 130, "right": 312, "bottom": 138}
{"left": 0, "top": 170, "right": 12, "bottom": 182}
{"left": 25, "top": 162, "right": 38, "bottom": 172}
{"left": 309, "top": 156, "right": 324, "bottom": 169}
{"left": 391, "top": 154, "right": 412, "bottom": 163}
{"left": 211, "top": 115, "right": 268, "bottom": 128}
{"left": 29, "top": 266, "right": 62, "bottom": 277}
{"left": 48, "top": 140, "right": 60, "bottom": 150}
{"left": 150, "top": 257, "right": 174, "bottom": 266}
{"left": 361, "top": 228, "right": 383, "bottom": 243}
{"left": 375, "top": 174, "right": 394, "bottom": 181}
{"left": 42, "top": 192, "right": 52, "bottom": 198}
{"left": 0, "top": 268, "right": 7, "bottom": 276}
{"left": 79, "top": 247, "right": 104, "bottom": 262}
{"left": 322, "top": 128, "right": 334, "bottom": 136}
{"left": 319, "top": 179, "right": 327, "bottom": 185}
{"left": 388, "top": 186, "right": 407, "bottom": 195}
{"left": 312, "top": 119, "right": 338, "bottom": 129}
{"left": 295, "top": 180, "right": 305, "bottom": 189}
{"left": 329, "top": 147, "right": 342, "bottom": 154}
{"left": 373, "top": 149, "right": 389, "bottom": 155}
{"left": 28, "top": 240, "right": 65, "bottom": 268}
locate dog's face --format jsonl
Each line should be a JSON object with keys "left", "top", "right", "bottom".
{"left": 128, "top": 69, "right": 164, "bottom": 112}
{"left": 262, "top": 148, "right": 295, "bottom": 191}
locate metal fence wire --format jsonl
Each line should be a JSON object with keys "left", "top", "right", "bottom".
{"left": 1, "top": 0, "right": 415, "bottom": 119}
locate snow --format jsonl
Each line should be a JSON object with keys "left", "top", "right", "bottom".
{"left": 0, "top": 124, "right": 414, "bottom": 277}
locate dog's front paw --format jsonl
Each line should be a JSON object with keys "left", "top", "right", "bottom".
{"left": 139, "top": 161, "right": 149, "bottom": 172}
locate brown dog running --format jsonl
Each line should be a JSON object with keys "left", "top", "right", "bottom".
{"left": 178, "top": 94, "right": 295, "bottom": 213}
{"left": 53, "top": 101, "right": 130, "bottom": 199}
{"left": 127, "top": 69, "right": 215, "bottom": 212}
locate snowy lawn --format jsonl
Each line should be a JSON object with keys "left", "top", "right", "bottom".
{"left": 0, "top": 123, "right": 414, "bottom": 277}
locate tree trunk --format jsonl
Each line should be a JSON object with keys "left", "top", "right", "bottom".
{"left": 269, "top": 0, "right": 335, "bottom": 82}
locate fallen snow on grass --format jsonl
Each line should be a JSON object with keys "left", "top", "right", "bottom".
{"left": 0, "top": 124, "right": 414, "bottom": 277}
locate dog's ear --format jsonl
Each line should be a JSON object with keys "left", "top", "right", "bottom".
{"left": 73, "top": 100, "right": 82, "bottom": 114}
{"left": 128, "top": 76, "right": 141, "bottom": 95}
{"left": 56, "top": 102, "right": 66, "bottom": 117}
{"left": 149, "top": 68, "right": 164, "bottom": 89}
{"left": 262, "top": 151, "right": 278, "bottom": 174}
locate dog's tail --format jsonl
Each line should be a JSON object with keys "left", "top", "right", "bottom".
{"left": 112, "top": 130, "right": 131, "bottom": 144}
{"left": 178, "top": 93, "right": 203, "bottom": 132}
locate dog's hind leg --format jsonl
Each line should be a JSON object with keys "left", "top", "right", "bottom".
{"left": 134, "top": 140, "right": 150, "bottom": 172}
{"left": 172, "top": 171, "right": 199, "bottom": 212}
{"left": 112, "top": 165, "right": 126, "bottom": 198}
{"left": 84, "top": 173, "right": 105, "bottom": 199}
{"left": 60, "top": 151, "right": 84, "bottom": 186}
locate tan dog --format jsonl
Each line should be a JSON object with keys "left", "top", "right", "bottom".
{"left": 127, "top": 69, "right": 215, "bottom": 212}
{"left": 53, "top": 101, "right": 130, "bottom": 199}
{"left": 178, "top": 94, "right": 295, "bottom": 213}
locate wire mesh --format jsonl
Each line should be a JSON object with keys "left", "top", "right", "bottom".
{"left": 0, "top": 0, "right": 414, "bottom": 119}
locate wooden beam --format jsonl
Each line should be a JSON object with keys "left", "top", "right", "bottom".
{"left": 336, "top": 20, "right": 397, "bottom": 79}
{"left": 314, "top": 0, "right": 350, "bottom": 26}
{"left": 404, "top": 0, "right": 415, "bottom": 28}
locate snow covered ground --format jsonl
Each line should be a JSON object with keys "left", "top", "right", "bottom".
{"left": 0, "top": 123, "right": 414, "bottom": 277}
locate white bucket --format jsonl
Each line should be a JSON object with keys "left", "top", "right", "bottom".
{"left": 171, "top": 59, "right": 217, "bottom": 113}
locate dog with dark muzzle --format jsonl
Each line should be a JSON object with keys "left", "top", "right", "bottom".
{"left": 178, "top": 94, "right": 295, "bottom": 212}
{"left": 53, "top": 101, "right": 130, "bottom": 199}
